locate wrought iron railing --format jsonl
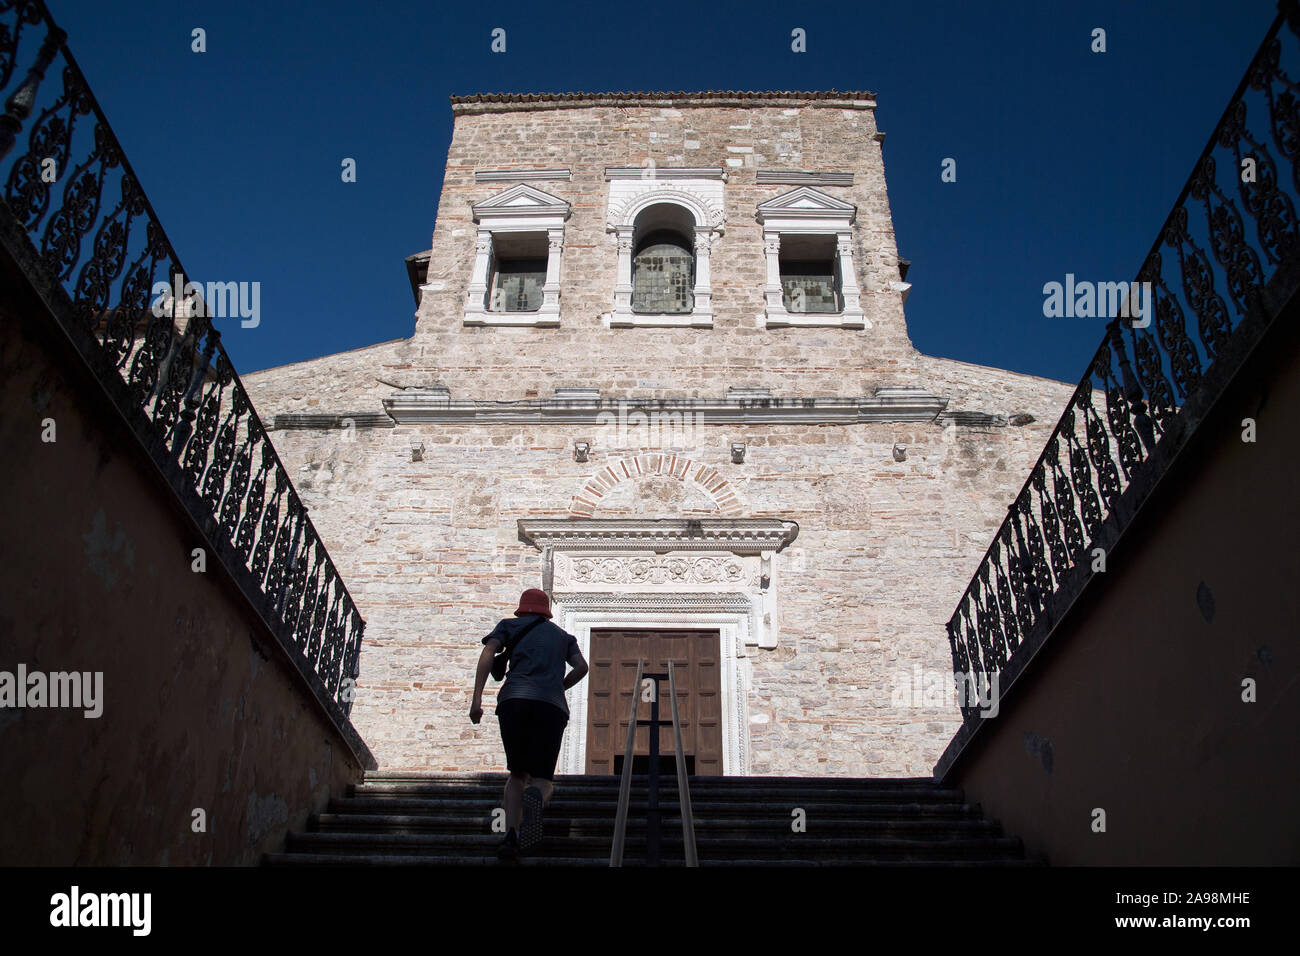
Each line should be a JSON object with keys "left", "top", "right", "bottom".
{"left": 0, "top": 0, "right": 365, "bottom": 716}
{"left": 945, "top": 2, "right": 1300, "bottom": 722}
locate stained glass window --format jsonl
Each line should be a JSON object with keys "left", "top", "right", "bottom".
{"left": 632, "top": 238, "right": 694, "bottom": 314}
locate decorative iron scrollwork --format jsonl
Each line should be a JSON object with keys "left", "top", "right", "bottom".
{"left": 0, "top": 3, "right": 367, "bottom": 720}
{"left": 943, "top": 7, "right": 1300, "bottom": 725}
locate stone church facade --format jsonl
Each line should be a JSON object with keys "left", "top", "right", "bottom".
{"left": 242, "top": 91, "right": 1075, "bottom": 777}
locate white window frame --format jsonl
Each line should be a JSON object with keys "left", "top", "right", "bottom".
{"left": 604, "top": 178, "right": 725, "bottom": 328}
{"left": 756, "top": 186, "right": 869, "bottom": 329}
{"left": 464, "top": 184, "right": 570, "bottom": 327}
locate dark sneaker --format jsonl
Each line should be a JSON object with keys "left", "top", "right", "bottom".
{"left": 521, "top": 786, "right": 544, "bottom": 850}
{"left": 498, "top": 828, "right": 520, "bottom": 861}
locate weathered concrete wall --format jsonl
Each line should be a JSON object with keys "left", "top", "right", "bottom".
{"left": 939, "top": 312, "right": 1300, "bottom": 864}
{"left": 240, "top": 94, "right": 1078, "bottom": 776}
{"left": 0, "top": 288, "right": 365, "bottom": 865}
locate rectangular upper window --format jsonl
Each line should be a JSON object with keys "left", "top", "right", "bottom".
{"left": 486, "top": 232, "right": 547, "bottom": 313}
{"left": 489, "top": 258, "right": 547, "bottom": 312}
{"left": 779, "top": 234, "right": 840, "bottom": 313}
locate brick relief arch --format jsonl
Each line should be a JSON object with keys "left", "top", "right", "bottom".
{"left": 568, "top": 454, "right": 742, "bottom": 517}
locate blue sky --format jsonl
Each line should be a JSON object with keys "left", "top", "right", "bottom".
{"left": 47, "top": 0, "right": 1275, "bottom": 384}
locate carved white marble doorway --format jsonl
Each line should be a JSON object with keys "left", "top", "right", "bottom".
{"left": 517, "top": 519, "right": 799, "bottom": 776}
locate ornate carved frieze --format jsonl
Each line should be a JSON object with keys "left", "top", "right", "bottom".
{"left": 556, "top": 552, "right": 758, "bottom": 588}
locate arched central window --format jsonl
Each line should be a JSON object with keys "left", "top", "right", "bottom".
{"left": 631, "top": 204, "right": 696, "bottom": 314}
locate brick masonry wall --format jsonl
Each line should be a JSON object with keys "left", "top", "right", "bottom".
{"left": 227, "top": 402, "right": 1074, "bottom": 775}
{"left": 241, "top": 95, "right": 1080, "bottom": 775}
{"left": 415, "top": 98, "right": 916, "bottom": 400}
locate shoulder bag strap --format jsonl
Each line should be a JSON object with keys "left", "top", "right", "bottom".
{"left": 500, "top": 615, "right": 547, "bottom": 655}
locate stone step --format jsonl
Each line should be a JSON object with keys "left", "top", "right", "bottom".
{"left": 265, "top": 851, "right": 1036, "bottom": 868}
{"left": 285, "top": 830, "right": 1025, "bottom": 859}
{"left": 311, "top": 812, "right": 1002, "bottom": 838}
{"left": 356, "top": 775, "right": 949, "bottom": 794}
{"left": 330, "top": 796, "right": 985, "bottom": 818}
{"left": 265, "top": 851, "right": 604, "bottom": 867}
{"left": 271, "top": 774, "right": 1032, "bottom": 867}
{"left": 364, "top": 772, "right": 940, "bottom": 787}
{"left": 349, "top": 782, "right": 967, "bottom": 804}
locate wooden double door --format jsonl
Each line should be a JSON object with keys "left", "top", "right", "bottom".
{"left": 585, "top": 629, "right": 723, "bottom": 776}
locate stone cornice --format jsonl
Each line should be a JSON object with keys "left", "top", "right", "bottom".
{"left": 555, "top": 591, "right": 755, "bottom": 610}
{"left": 756, "top": 170, "right": 854, "bottom": 187}
{"left": 518, "top": 518, "right": 799, "bottom": 553}
{"left": 938, "top": 410, "right": 1009, "bottom": 428}
{"left": 605, "top": 166, "right": 727, "bottom": 181}
{"left": 475, "top": 168, "right": 572, "bottom": 183}
{"left": 382, "top": 386, "right": 949, "bottom": 424}
{"left": 272, "top": 413, "right": 396, "bottom": 430}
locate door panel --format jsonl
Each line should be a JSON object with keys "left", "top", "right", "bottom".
{"left": 585, "top": 629, "right": 723, "bottom": 776}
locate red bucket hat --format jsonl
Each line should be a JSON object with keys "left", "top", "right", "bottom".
{"left": 514, "top": 588, "right": 552, "bottom": 618}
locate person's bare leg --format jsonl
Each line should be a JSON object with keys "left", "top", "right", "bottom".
{"left": 504, "top": 772, "right": 528, "bottom": 830}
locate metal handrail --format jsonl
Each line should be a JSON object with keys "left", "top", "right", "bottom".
{"left": 944, "top": 4, "right": 1300, "bottom": 722}
{"left": 0, "top": 0, "right": 367, "bottom": 716}
{"left": 667, "top": 661, "right": 698, "bottom": 867}
{"left": 608, "top": 658, "right": 643, "bottom": 867}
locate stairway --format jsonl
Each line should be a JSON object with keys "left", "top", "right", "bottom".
{"left": 265, "top": 772, "right": 1039, "bottom": 866}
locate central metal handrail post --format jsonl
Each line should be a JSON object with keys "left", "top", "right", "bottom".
{"left": 609, "top": 659, "right": 643, "bottom": 867}
{"left": 609, "top": 663, "right": 695, "bottom": 866}
{"left": 646, "top": 673, "right": 661, "bottom": 867}
{"left": 668, "top": 662, "right": 699, "bottom": 867}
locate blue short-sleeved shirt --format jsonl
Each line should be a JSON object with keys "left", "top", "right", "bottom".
{"left": 483, "top": 615, "right": 580, "bottom": 717}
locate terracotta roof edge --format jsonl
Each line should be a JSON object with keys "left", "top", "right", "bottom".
{"left": 448, "top": 90, "right": 877, "bottom": 110}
